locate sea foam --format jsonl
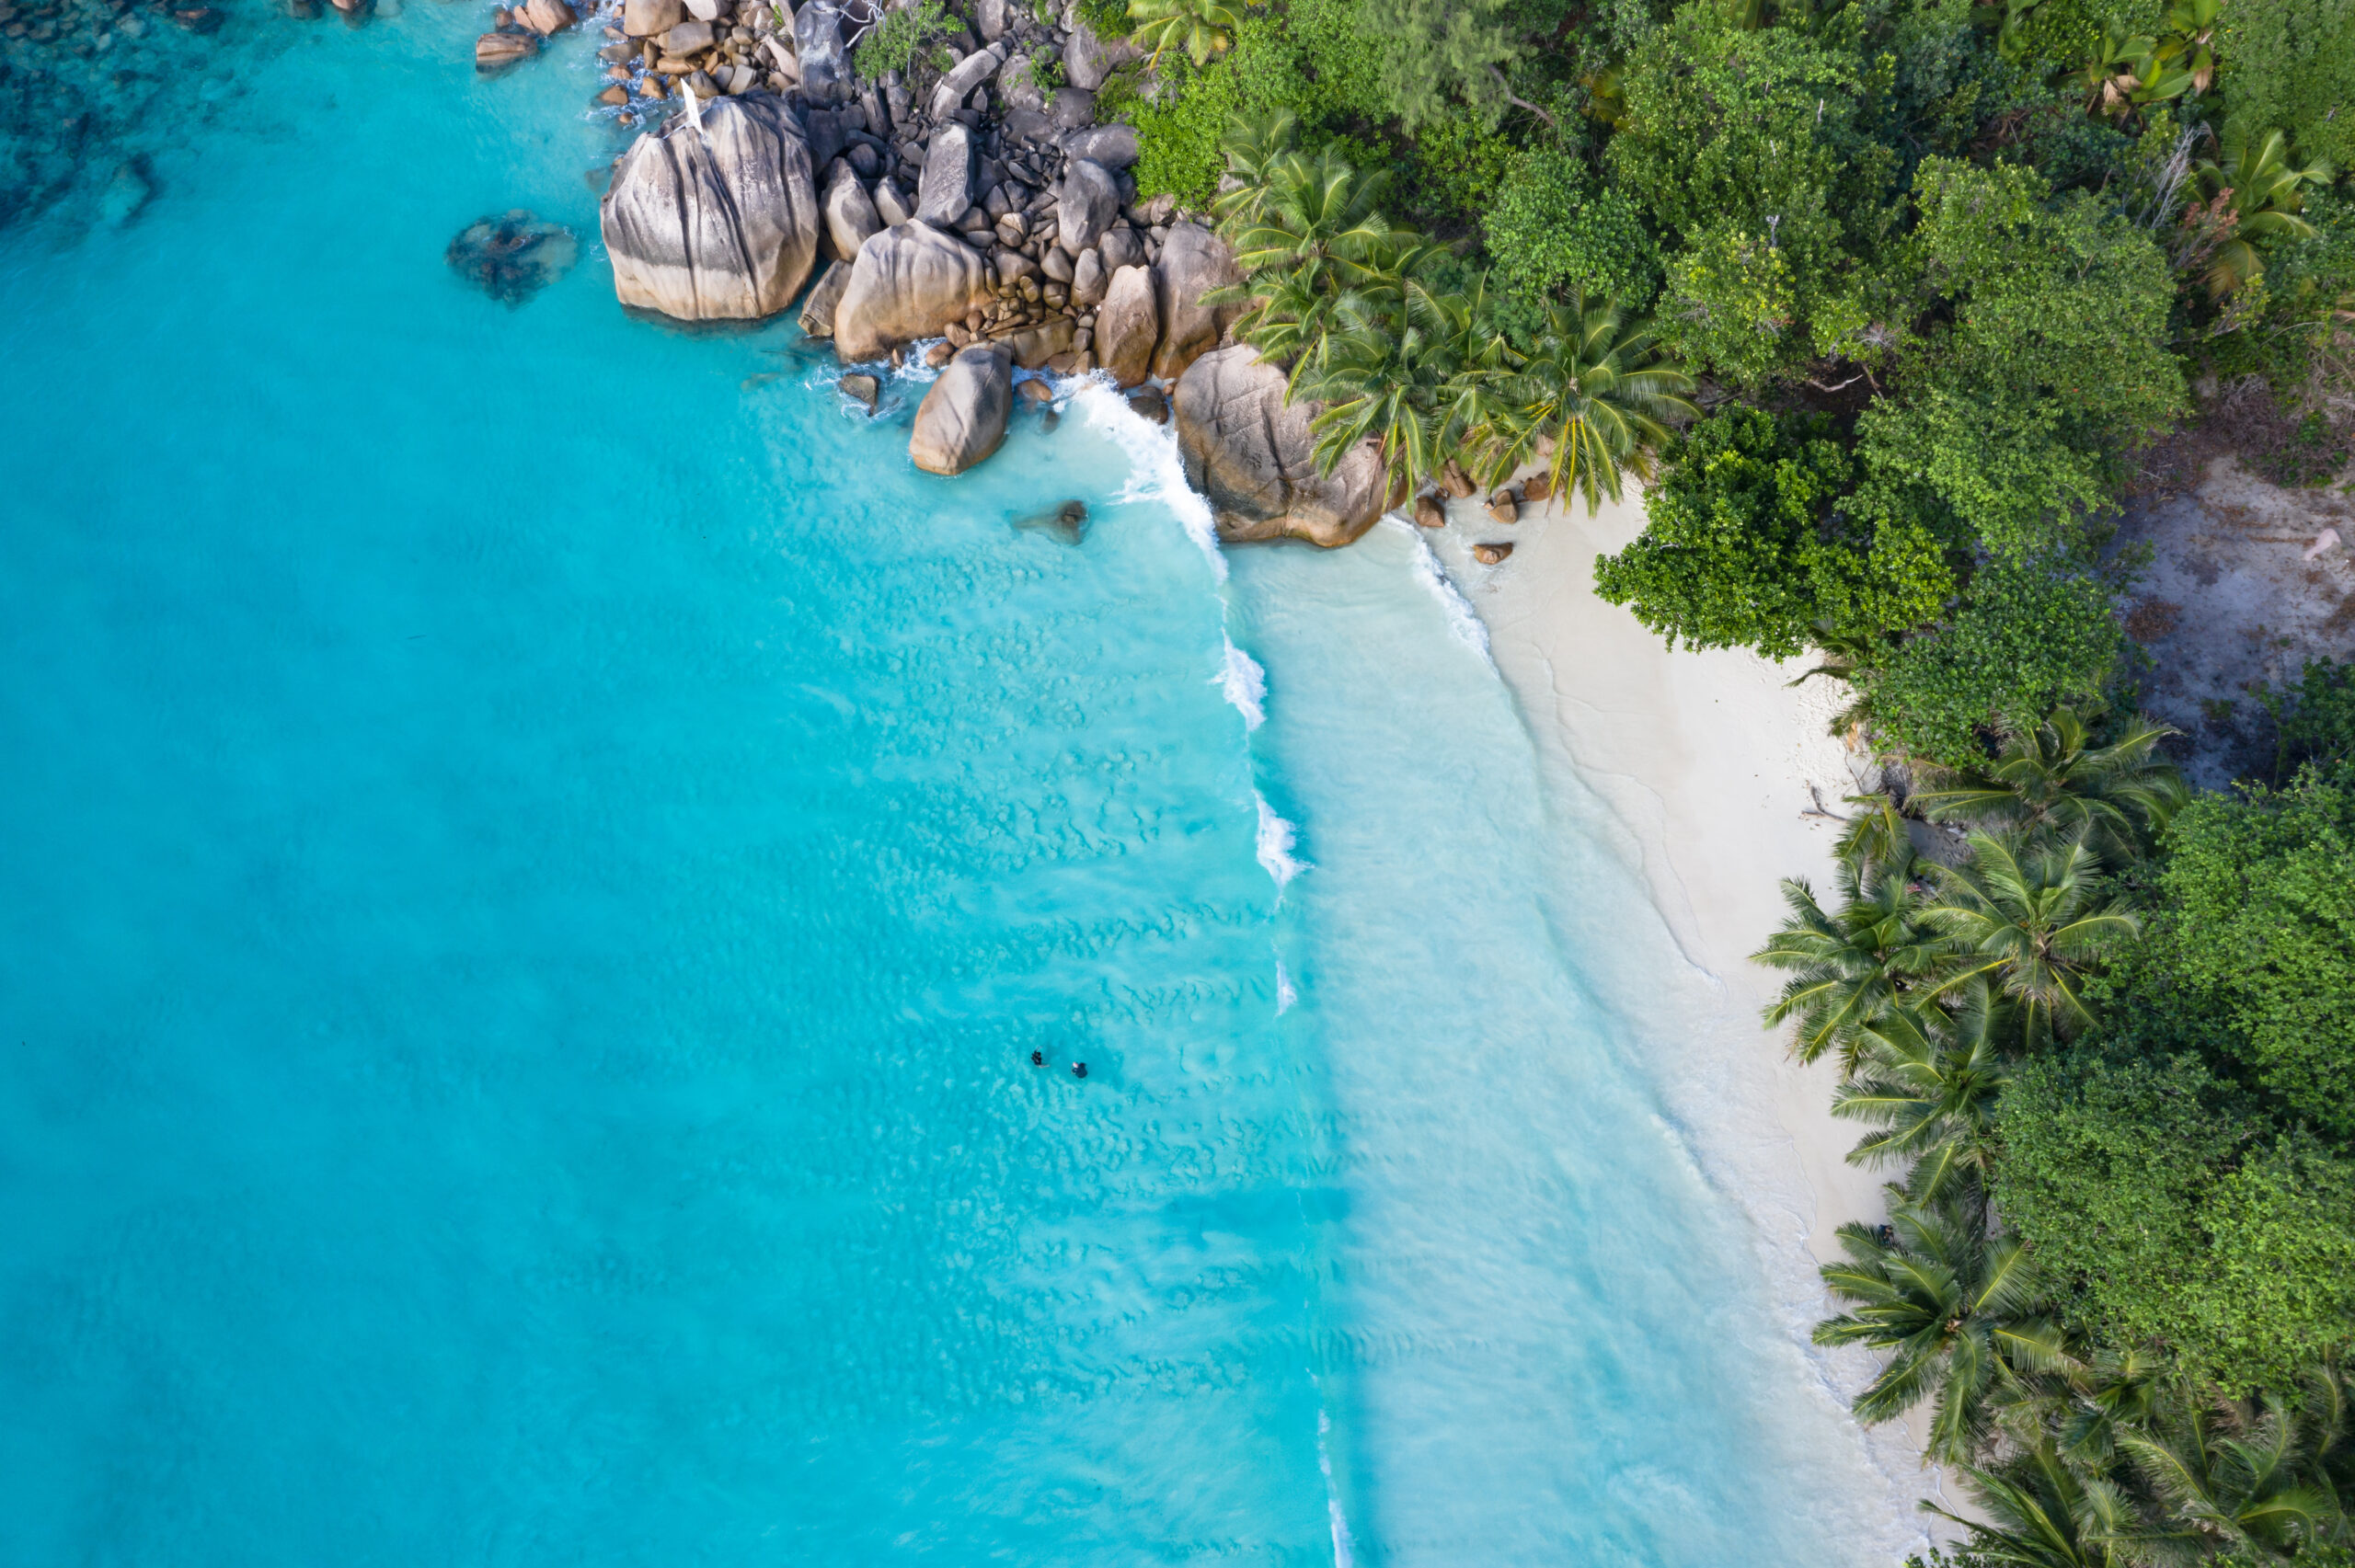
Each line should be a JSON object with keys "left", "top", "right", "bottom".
{"left": 1384, "top": 515, "right": 1494, "bottom": 666}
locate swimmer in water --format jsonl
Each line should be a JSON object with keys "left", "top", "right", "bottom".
{"left": 1071, "top": 1062, "right": 1087, "bottom": 1079}
{"left": 1030, "top": 1050, "right": 1044, "bottom": 1067}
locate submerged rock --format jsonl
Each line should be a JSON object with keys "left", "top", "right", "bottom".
{"left": 1016, "top": 498, "right": 1088, "bottom": 544}
{"left": 475, "top": 29, "right": 538, "bottom": 69}
{"left": 601, "top": 95, "right": 821, "bottom": 320}
{"left": 445, "top": 210, "right": 580, "bottom": 304}
{"left": 840, "top": 372, "right": 880, "bottom": 410}
{"left": 1172, "top": 345, "right": 1384, "bottom": 548}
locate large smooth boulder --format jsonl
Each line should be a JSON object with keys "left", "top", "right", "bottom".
{"left": 1056, "top": 158, "right": 1120, "bottom": 254}
{"left": 1173, "top": 345, "right": 1384, "bottom": 547}
{"left": 1061, "top": 17, "right": 1139, "bottom": 88}
{"left": 621, "top": 0, "right": 680, "bottom": 34}
{"left": 976, "top": 0, "right": 1011, "bottom": 39}
{"left": 798, "top": 258, "right": 852, "bottom": 337}
{"left": 1095, "top": 262, "right": 1156, "bottom": 387}
{"left": 832, "top": 221, "right": 995, "bottom": 361}
{"left": 915, "top": 123, "right": 974, "bottom": 226}
{"left": 1152, "top": 220, "right": 1243, "bottom": 379}
{"left": 1070, "top": 246, "right": 1107, "bottom": 306}
{"left": 794, "top": 0, "right": 847, "bottom": 97}
{"left": 1061, "top": 123, "right": 1138, "bottom": 168}
{"left": 998, "top": 53, "right": 1045, "bottom": 112}
{"left": 821, "top": 166, "right": 881, "bottom": 260}
{"left": 1098, "top": 223, "right": 1143, "bottom": 271}
{"left": 910, "top": 345, "right": 1013, "bottom": 475}
{"left": 601, "top": 95, "right": 821, "bottom": 320}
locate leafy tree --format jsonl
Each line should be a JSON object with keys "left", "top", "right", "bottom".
{"left": 1485, "top": 148, "right": 1661, "bottom": 312}
{"left": 1755, "top": 845, "right": 1945, "bottom": 1069}
{"left": 1463, "top": 293, "right": 1694, "bottom": 507}
{"left": 1911, "top": 707, "right": 2188, "bottom": 864}
{"left": 1920, "top": 830, "right": 2141, "bottom": 1042}
{"left": 1862, "top": 158, "right": 2185, "bottom": 557}
{"left": 1863, "top": 555, "right": 2130, "bottom": 769}
{"left": 2266, "top": 658, "right": 2355, "bottom": 778}
{"left": 1996, "top": 1047, "right": 2355, "bottom": 1390}
{"left": 1593, "top": 406, "right": 1953, "bottom": 658}
{"left": 2142, "top": 764, "right": 2355, "bottom": 1135}
{"left": 1832, "top": 981, "right": 2016, "bottom": 1204}
{"left": 1814, "top": 1189, "right": 2073, "bottom": 1464}
{"left": 1606, "top": 3, "right": 1899, "bottom": 381}
{"left": 1355, "top": 0, "right": 1575, "bottom": 131}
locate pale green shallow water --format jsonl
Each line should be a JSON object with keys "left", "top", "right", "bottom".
{"left": 0, "top": 8, "right": 1901, "bottom": 1561}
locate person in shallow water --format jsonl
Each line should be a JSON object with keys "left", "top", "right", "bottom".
{"left": 1029, "top": 1050, "right": 1043, "bottom": 1067}
{"left": 1072, "top": 1062, "right": 1087, "bottom": 1079}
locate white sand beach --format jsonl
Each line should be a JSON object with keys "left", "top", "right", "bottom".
{"left": 1419, "top": 481, "right": 1947, "bottom": 1523}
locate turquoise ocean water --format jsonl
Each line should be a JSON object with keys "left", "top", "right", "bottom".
{"left": 0, "top": 9, "right": 1903, "bottom": 1562}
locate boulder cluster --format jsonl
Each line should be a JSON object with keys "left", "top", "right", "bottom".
{"left": 585, "top": 0, "right": 1384, "bottom": 542}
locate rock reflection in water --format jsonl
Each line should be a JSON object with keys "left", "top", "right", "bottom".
{"left": 444, "top": 210, "right": 578, "bottom": 305}
{"left": 1015, "top": 499, "right": 1087, "bottom": 545}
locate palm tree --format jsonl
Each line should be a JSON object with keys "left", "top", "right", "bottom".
{"left": 1834, "top": 789, "right": 1913, "bottom": 874}
{"left": 1209, "top": 133, "right": 1424, "bottom": 390}
{"left": 1928, "top": 1444, "right": 2142, "bottom": 1567}
{"left": 1910, "top": 708, "right": 2188, "bottom": 865}
{"left": 1753, "top": 847, "right": 1945, "bottom": 1070}
{"left": 1461, "top": 293, "right": 1695, "bottom": 511}
{"left": 2119, "top": 1383, "right": 2349, "bottom": 1553}
{"left": 1124, "top": 0, "right": 1250, "bottom": 67}
{"left": 1294, "top": 274, "right": 1503, "bottom": 501}
{"left": 2196, "top": 121, "right": 2334, "bottom": 295}
{"left": 1920, "top": 831, "right": 2140, "bottom": 1044}
{"left": 1831, "top": 980, "right": 2015, "bottom": 1204}
{"left": 1814, "top": 1191, "right": 2073, "bottom": 1465}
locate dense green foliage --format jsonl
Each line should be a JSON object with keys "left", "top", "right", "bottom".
{"left": 2217, "top": 0, "right": 2355, "bottom": 168}
{"left": 1862, "top": 557, "right": 2130, "bottom": 768}
{"left": 1591, "top": 407, "right": 1950, "bottom": 658}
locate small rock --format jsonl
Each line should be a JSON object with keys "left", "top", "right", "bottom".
{"left": 1439, "top": 459, "right": 1476, "bottom": 498}
{"left": 1486, "top": 490, "right": 1518, "bottom": 524}
{"left": 1472, "top": 542, "right": 1514, "bottom": 565}
{"left": 840, "top": 371, "right": 879, "bottom": 409}
{"left": 1521, "top": 471, "right": 1553, "bottom": 504}
{"left": 925, "top": 340, "right": 957, "bottom": 368}
{"left": 475, "top": 29, "right": 538, "bottom": 69}
{"left": 1062, "top": 122, "right": 1138, "bottom": 168}
{"left": 1412, "top": 495, "right": 1444, "bottom": 529}
{"left": 1071, "top": 246, "right": 1107, "bottom": 306}
{"left": 1125, "top": 385, "right": 1166, "bottom": 425}
{"left": 1017, "top": 378, "right": 1054, "bottom": 406}
{"left": 659, "top": 17, "right": 711, "bottom": 50}
{"left": 518, "top": 0, "right": 574, "bottom": 33}
{"left": 621, "top": 0, "right": 680, "bottom": 33}
{"left": 872, "top": 183, "right": 913, "bottom": 225}
{"left": 596, "top": 84, "right": 629, "bottom": 105}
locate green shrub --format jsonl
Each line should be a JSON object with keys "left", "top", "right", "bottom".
{"left": 2218, "top": 0, "right": 2355, "bottom": 171}
{"left": 2150, "top": 765, "right": 2355, "bottom": 1135}
{"left": 2267, "top": 659, "right": 2355, "bottom": 775}
{"left": 1593, "top": 407, "right": 1952, "bottom": 658}
{"left": 1998, "top": 1047, "right": 2355, "bottom": 1391}
{"left": 1864, "top": 555, "right": 2127, "bottom": 765}
{"left": 856, "top": 0, "right": 957, "bottom": 75}
{"left": 1485, "top": 148, "right": 1660, "bottom": 312}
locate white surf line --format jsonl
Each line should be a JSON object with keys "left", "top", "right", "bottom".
{"left": 1066, "top": 375, "right": 1228, "bottom": 579}
{"left": 1380, "top": 513, "right": 1495, "bottom": 667}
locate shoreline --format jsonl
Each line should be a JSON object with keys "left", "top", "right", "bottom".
{"left": 1437, "top": 479, "right": 1949, "bottom": 1534}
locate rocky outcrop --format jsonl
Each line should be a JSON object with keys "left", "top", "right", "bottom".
{"left": 832, "top": 220, "right": 995, "bottom": 361}
{"left": 621, "top": 0, "right": 680, "bottom": 34}
{"left": 1061, "top": 123, "right": 1138, "bottom": 168}
{"left": 1095, "top": 262, "right": 1155, "bottom": 388}
{"left": 601, "top": 94, "right": 821, "bottom": 319}
{"left": 914, "top": 121, "right": 973, "bottom": 226}
{"left": 911, "top": 344, "right": 1013, "bottom": 475}
{"left": 926, "top": 42, "right": 1005, "bottom": 120}
{"left": 821, "top": 163, "right": 881, "bottom": 260}
{"left": 798, "top": 258, "right": 852, "bottom": 336}
{"left": 1056, "top": 158, "right": 1120, "bottom": 254}
{"left": 1172, "top": 346, "right": 1385, "bottom": 548}
{"left": 1152, "top": 221, "right": 1244, "bottom": 380}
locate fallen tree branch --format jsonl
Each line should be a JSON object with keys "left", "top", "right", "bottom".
{"left": 1489, "top": 66, "right": 1557, "bottom": 128}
